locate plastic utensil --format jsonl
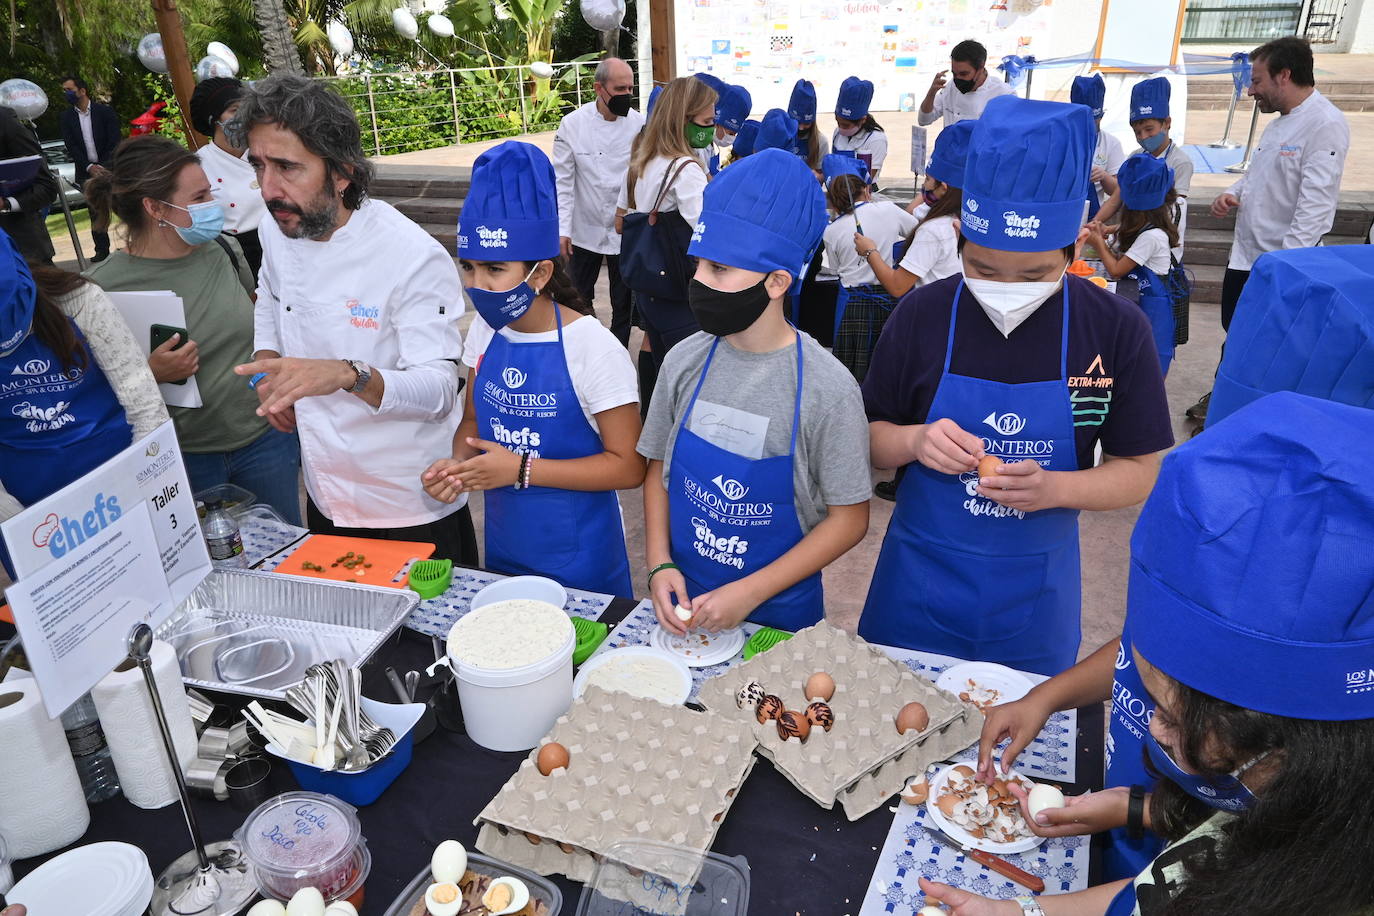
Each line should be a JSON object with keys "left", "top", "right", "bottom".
{"left": 406, "top": 558, "right": 453, "bottom": 599}
{"left": 742, "top": 626, "right": 793, "bottom": 660}
{"left": 572, "top": 617, "right": 609, "bottom": 665}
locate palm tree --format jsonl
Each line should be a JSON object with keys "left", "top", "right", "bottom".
{"left": 252, "top": 0, "right": 306, "bottom": 74}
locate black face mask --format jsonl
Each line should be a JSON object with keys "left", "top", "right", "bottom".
{"left": 953, "top": 74, "right": 978, "bottom": 94}
{"left": 605, "top": 92, "right": 634, "bottom": 117}
{"left": 688, "top": 277, "right": 772, "bottom": 337}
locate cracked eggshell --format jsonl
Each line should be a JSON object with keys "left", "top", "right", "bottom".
{"left": 431, "top": 838, "right": 468, "bottom": 884}
{"left": 900, "top": 778, "right": 929, "bottom": 805}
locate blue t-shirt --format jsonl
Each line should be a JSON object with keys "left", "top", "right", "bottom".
{"left": 862, "top": 274, "right": 1174, "bottom": 469}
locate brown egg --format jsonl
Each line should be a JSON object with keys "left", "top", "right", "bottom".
{"left": 756, "top": 694, "right": 784, "bottom": 723}
{"left": 895, "top": 701, "right": 930, "bottom": 735}
{"left": 805, "top": 701, "right": 835, "bottom": 732}
{"left": 536, "top": 741, "right": 570, "bottom": 775}
{"left": 776, "top": 710, "right": 811, "bottom": 742}
{"left": 977, "top": 455, "right": 1000, "bottom": 480}
{"left": 805, "top": 672, "right": 835, "bottom": 703}
{"left": 936, "top": 793, "right": 960, "bottom": 817}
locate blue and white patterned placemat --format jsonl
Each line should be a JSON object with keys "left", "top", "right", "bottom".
{"left": 859, "top": 801, "right": 1089, "bottom": 915}
{"left": 240, "top": 508, "right": 308, "bottom": 568}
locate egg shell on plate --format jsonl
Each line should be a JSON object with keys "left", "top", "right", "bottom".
{"left": 804, "top": 671, "right": 835, "bottom": 703}
{"left": 431, "top": 838, "right": 467, "bottom": 884}
{"left": 482, "top": 876, "right": 531, "bottom": 915}
{"left": 1027, "top": 782, "right": 1066, "bottom": 821}
{"left": 248, "top": 902, "right": 288, "bottom": 916}
{"left": 425, "top": 881, "right": 464, "bottom": 916}
{"left": 936, "top": 793, "right": 960, "bottom": 817}
{"left": 285, "top": 887, "right": 326, "bottom": 916}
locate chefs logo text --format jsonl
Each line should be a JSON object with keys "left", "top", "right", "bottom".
{"left": 691, "top": 517, "right": 748, "bottom": 569}
{"left": 31, "top": 492, "right": 123, "bottom": 559}
{"left": 1002, "top": 211, "right": 1040, "bottom": 240}
{"left": 345, "top": 298, "right": 379, "bottom": 330}
{"left": 475, "top": 225, "right": 509, "bottom": 249}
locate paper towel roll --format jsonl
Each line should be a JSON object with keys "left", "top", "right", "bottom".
{"left": 93, "top": 639, "right": 198, "bottom": 809}
{"left": 0, "top": 684, "right": 91, "bottom": 858}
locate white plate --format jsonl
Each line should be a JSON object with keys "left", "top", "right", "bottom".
{"left": 10, "top": 842, "right": 152, "bottom": 916}
{"left": 936, "top": 661, "right": 1035, "bottom": 710}
{"left": 649, "top": 624, "right": 745, "bottom": 668}
{"left": 924, "top": 763, "right": 1045, "bottom": 855}
{"left": 574, "top": 646, "right": 693, "bottom": 705}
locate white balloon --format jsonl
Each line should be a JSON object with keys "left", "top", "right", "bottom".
{"left": 0, "top": 79, "right": 48, "bottom": 121}
{"left": 392, "top": 7, "right": 419, "bottom": 39}
{"left": 138, "top": 32, "right": 169, "bottom": 73}
{"left": 426, "top": 14, "right": 454, "bottom": 37}
{"left": 528, "top": 61, "right": 554, "bottom": 80}
{"left": 206, "top": 41, "right": 239, "bottom": 74}
{"left": 196, "top": 55, "right": 236, "bottom": 81}
{"left": 581, "top": 0, "right": 625, "bottom": 32}
{"left": 327, "top": 20, "right": 355, "bottom": 58}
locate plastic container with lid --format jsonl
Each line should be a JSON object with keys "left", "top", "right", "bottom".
{"left": 575, "top": 839, "right": 750, "bottom": 916}
{"left": 380, "top": 850, "right": 562, "bottom": 916}
{"left": 235, "top": 791, "right": 368, "bottom": 903}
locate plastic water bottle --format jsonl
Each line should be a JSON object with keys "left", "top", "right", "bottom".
{"left": 203, "top": 500, "right": 247, "bottom": 569}
{"left": 60, "top": 693, "right": 121, "bottom": 803}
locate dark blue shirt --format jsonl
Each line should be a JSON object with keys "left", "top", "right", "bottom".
{"left": 862, "top": 274, "right": 1174, "bottom": 469}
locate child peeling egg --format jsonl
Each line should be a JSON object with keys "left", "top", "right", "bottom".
{"left": 1027, "top": 783, "right": 1066, "bottom": 821}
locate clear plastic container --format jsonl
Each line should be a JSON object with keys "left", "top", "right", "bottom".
{"left": 203, "top": 501, "right": 247, "bottom": 569}
{"left": 380, "top": 851, "right": 561, "bottom": 916}
{"left": 193, "top": 483, "right": 257, "bottom": 518}
{"left": 575, "top": 839, "right": 750, "bottom": 916}
{"left": 60, "top": 692, "right": 121, "bottom": 803}
{"left": 235, "top": 791, "right": 365, "bottom": 901}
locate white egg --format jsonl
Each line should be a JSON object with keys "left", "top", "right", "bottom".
{"left": 918, "top": 907, "right": 945, "bottom": 916}
{"left": 247, "top": 902, "right": 288, "bottom": 916}
{"left": 431, "top": 838, "right": 468, "bottom": 884}
{"left": 324, "top": 904, "right": 358, "bottom": 916}
{"left": 673, "top": 604, "right": 692, "bottom": 622}
{"left": 482, "top": 876, "right": 530, "bottom": 915}
{"left": 285, "top": 887, "right": 326, "bottom": 916}
{"left": 424, "top": 882, "right": 465, "bottom": 916}
{"left": 1027, "top": 783, "right": 1066, "bottom": 821}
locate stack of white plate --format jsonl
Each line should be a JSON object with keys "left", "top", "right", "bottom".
{"left": 9, "top": 842, "right": 153, "bottom": 916}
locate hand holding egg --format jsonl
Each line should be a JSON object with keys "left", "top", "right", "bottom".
{"left": 976, "top": 458, "right": 1062, "bottom": 513}
{"left": 914, "top": 417, "right": 984, "bottom": 475}
{"left": 1006, "top": 781, "right": 1129, "bottom": 838}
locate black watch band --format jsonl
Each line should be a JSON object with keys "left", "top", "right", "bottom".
{"left": 1127, "top": 784, "right": 1147, "bottom": 840}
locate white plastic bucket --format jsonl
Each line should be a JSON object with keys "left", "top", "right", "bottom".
{"left": 470, "top": 575, "right": 568, "bottom": 613}
{"left": 451, "top": 625, "right": 574, "bottom": 752}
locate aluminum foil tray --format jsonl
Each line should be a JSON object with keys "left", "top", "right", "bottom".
{"left": 154, "top": 568, "right": 416, "bottom": 699}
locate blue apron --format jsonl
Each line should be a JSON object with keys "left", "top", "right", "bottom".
{"left": 858, "top": 281, "right": 1082, "bottom": 676}
{"left": 1103, "top": 623, "right": 1165, "bottom": 881}
{"left": 667, "top": 333, "right": 823, "bottom": 630}
{"left": 475, "top": 308, "right": 632, "bottom": 597}
{"left": 1124, "top": 263, "right": 1175, "bottom": 377}
{"left": 1105, "top": 883, "right": 1137, "bottom": 916}
{"left": 0, "top": 325, "right": 131, "bottom": 572}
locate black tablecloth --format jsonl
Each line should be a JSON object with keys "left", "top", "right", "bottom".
{"left": 5, "top": 603, "right": 1105, "bottom": 915}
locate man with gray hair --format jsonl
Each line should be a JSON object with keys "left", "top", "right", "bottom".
{"left": 553, "top": 57, "right": 643, "bottom": 347}
{"left": 229, "top": 75, "right": 477, "bottom": 564}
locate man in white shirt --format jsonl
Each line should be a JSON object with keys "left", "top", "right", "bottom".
{"left": 554, "top": 58, "right": 644, "bottom": 347}
{"left": 228, "top": 75, "right": 476, "bottom": 563}
{"left": 58, "top": 75, "right": 121, "bottom": 261}
{"left": 918, "top": 40, "right": 1016, "bottom": 129}
{"left": 1193, "top": 37, "right": 1349, "bottom": 421}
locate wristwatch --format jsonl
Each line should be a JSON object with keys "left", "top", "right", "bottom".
{"left": 343, "top": 359, "right": 371, "bottom": 394}
{"left": 1014, "top": 896, "right": 1046, "bottom": 916}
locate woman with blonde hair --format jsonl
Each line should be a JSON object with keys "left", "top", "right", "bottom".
{"left": 616, "top": 76, "right": 716, "bottom": 368}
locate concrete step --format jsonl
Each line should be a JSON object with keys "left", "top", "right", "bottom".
{"left": 1184, "top": 203, "right": 1372, "bottom": 238}
{"left": 1186, "top": 263, "right": 1225, "bottom": 305}
{"left": 420, "top": 221, "right": 459, "bottom": 252}
{"left": 390, "top": 195, "right": 464, "bottom": 224}
{"left": 1187, "top": 93, "right": 1374, "bottom": 112}
{"left": 1181, "top": 229, "right": 1368, "bottom": 265}
{"left": 1187, "top": 78, "right": 1373, "bottom": 96}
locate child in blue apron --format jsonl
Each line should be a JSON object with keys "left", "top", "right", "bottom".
{"left": 923, "top": 391, "right": 1374, "bottom": 916}
{"left": 1072, "top": 73, "right": 1124, "bottom": 222}
{"left": 786, "top": 79, "right": 829, "bottom": 171}
{"left": 709, "top": 85, "right": 751, "bottom": 177}
{"left": 820, "top": 157, "right": 916, "bottom": 381}
{"left": 859, "top": 95, "right": 1173, "bottom": 676}
{"left": 636, "top": 149, "right": 872, "bottom": 635}
{"left": 421, "top": 142, "right": 644, "bottom": 597}
{"left": 1087, "top": 154, "right": 1181, "bottom": 376}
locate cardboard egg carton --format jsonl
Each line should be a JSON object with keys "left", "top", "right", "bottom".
{"left": 474, "top": 684, "right": 758, "bottom": 886}
{"left": 696, "top": 621, "right": 983, "bottom": 820}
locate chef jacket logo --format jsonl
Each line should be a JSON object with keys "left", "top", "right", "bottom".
{"left": 346, "top": 298, "right": 380, "bottom": 330}
{"left": 10, "top": 358, "right": 50, "bottom": 376}
{"left": 1002, "top": 211, "right": 1040, "bottom": 239}
{"left": 502, "top": 367, "right": 528, "bottom": 389}
{"left": 983, "top": 411, "right": 1027, "bottom": 437}
{"left": 146, "top": 441, "right": 161, "bottom": 457}
{"left": 712, "top": 475, "right": 749, "bottom": 501}
{"left": 32, "top": 492, "right": 123, "bottom": 558}
{"left": 475, "top": 225, "right": 509, "bottom": 248}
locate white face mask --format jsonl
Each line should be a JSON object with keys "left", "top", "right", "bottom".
{"left": 714, "top": 132, "right": 735, "bottom": 151}
{"left": 964, "top": 267, "right": 1066, "bottom": 338}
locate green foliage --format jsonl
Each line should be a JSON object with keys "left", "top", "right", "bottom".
{"left": 553, "top": 0, "right": 637, "bottom": 61}
{"left": 140, "top": 74, "right": 192, "bottom": 148}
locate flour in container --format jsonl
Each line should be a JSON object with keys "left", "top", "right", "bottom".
{"left": 447, "top": 599, "right": 573, "bottom": 669}
{"left": 583, "top": 655, "right": 686, "bottom": 704}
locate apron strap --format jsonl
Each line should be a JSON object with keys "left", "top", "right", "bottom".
{"left": 789, "top": 332, "right": 803, "bottom": 456}
{"left": 682, "top": 336, "right": 723, "bottom": 429}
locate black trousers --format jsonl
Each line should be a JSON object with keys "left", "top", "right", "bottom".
{"left": 306, "top": 497, "right": 479, "bottom": 567}
{"left": 1220, "top": 267, "right": 1251, "bottom": 332}
{"left": 569, "top": 245, "right": 634, "bottom": 347}
{"left": 634, "top": 291, "right": 700, "bottom": 370}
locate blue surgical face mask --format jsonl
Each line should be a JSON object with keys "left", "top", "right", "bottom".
{"left": 64, "top": 89, "right": 79, "bottom": 105}
{"left": 466, "top": 264, "right": 539, "bottom": 330}
{"left": 1140, "top": 132, "right": 1168, "bottom": 154}
{"left": 1144, "top": 730, "right": 1267, "bottom": 812}
{"left": 159, "top": 200, "right": 225, "bottom": 245}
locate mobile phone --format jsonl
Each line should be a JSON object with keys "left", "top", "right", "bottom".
{"left": 150, "top": 324, "right": 189, "bottom": 385}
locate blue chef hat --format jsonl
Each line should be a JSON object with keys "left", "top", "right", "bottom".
{"left": 716, "top": 85, "right": 752, "bottom": 134}
{"left": 822, "top": 152, "right": 869, "bottom": 187}
{"left": 1117, "top": 153, "right": 1173, "bottom": 211}
{"left": 1209, "top": 246, "right": 1374, "bottom": 427}
{"left": 456, "top": 140, "right": 560, "bottom": 262}
{"left": 960, "top": 95, "right": 1095, "bottom": 253}
{"left": 693, "top": 72, "right": 726, "bottom": 96}
{"left": 646, "top": 84, "right": 663, "bottom": 117}
{"left": 1070, "top": 73, "right": 1106, "bottom": 119}
{"left": 1, "top": 229, "right": 37, "bottom": 354}
{"left": 754, "top": 108, "right": 798, "bottom": 153}
{"left": 1127, "top": 391, "right": 1374, "bottom": 721}
{"left": 1129, "top": 76, "right": 1170, "bottom": 123}
{"left": 689, "top": 148, "right": 827, "bottom": 281}
{"left": 835, "top": 76, "right": 873, "bottom": 121}
{"left": 925, "top": 119, "right": 975, "bottom": 190}
{"left": 732, "top": 119, "right": 761, "bottom": 158}
{"left": 788, "top": 79, "right": 818, "bottom": 124}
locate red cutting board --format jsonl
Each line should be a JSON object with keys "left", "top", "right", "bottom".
{"left": 273, "top": 535, "right": 435, "bottom": 589}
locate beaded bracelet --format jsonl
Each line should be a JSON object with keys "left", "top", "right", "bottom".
{"left": 520, "top": 454, "right": 534, "bottom": 490}
{"left": 514, "top": 452, "right": 531, "bottom": 490}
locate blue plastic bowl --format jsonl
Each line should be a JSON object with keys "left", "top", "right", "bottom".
{"left": 267, "top": 697, "right": 424, "bottom": 807}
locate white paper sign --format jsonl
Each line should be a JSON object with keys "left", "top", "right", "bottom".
{"left": 5, "top": 504, "right": 173, "bottom": 716}
{"left": 910, "top": 125, "right": 928, "bottom": 176}
{"left": 106, "top": 290, "right": 204, "bottom": 409}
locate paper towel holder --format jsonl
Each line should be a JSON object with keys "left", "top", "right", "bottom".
{"left": 127, "top": 623, "right": 258, "bottom": 916}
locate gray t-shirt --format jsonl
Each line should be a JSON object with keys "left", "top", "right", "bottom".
{"left": 637, "top": 330, "right": 872, "bottom": 532}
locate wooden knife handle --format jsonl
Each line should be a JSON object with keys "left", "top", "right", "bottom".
{"left": 967, "top": 847, "right": 1045, "bottom": 893}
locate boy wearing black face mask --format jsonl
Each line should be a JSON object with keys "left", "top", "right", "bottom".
{"left": 636, "top": 149, "right": 872, "bottom": 638}
{"left": 918, "top": 39, "right": 1016, "bottom": 131}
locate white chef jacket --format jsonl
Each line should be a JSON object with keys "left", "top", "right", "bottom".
{"left": 918, "top": 76, "right": 1016, "bottom": 129}
{"left": 77, "top": 105, "right": 99, "bottom": 163}
{"left": 196, "top": 141, "right": 268, "bottom": 235}
{"left": 1226, "top": 89, "right": 1350, "bottom": 271}
{"left": 552, "top": 102, "right": 645, "bottom": 255}
{"left": 253, "top": 198, "right": 466, "bottom": 528}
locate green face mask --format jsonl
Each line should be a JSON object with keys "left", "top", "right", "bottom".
{"left": 685, "top": 122, "right": 715, "bottom": 149}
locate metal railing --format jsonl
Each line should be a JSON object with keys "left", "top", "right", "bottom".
{"left": 315, "top": 60, "right": 639, "bottom": 157}
{"left": 1182, "top": 2, "right": 1303, "bottom": 43}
